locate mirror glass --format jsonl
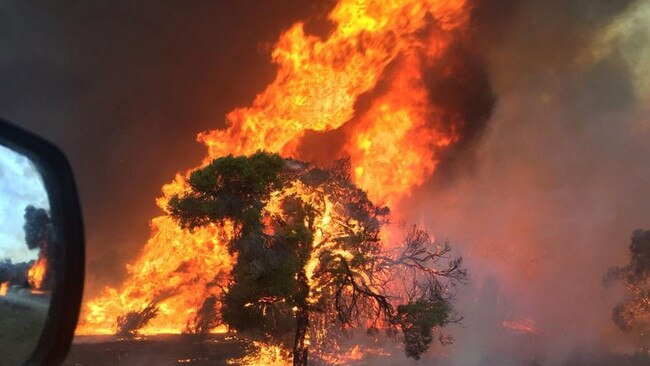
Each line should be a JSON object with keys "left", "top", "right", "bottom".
{"left": 0, "top": 144, "right": 53, "bottom": 365}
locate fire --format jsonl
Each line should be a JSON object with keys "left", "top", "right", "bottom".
{"left": 197, "top": 0, "right": 469, "bottom": 203}
{"left": 265, "top": 180, "right": 366, "bottom": 308}
{"left": 28, "top": 256, "right": 47, "bottom": 290}
{"left": 228, "top": 342, "right": 292, "bottom": 366}
{"left": 502, "top": 319, "right": 538, "bottom": 334}
{"left": 348, "top": 52, "right": 455, "bottom": 204}
{"left": 0, "top": 281, "right": 8, "bottom": 296}
{"left": 78, "top": 0, "right": 474, "bottom": 342}
{"left": 77, "top": 217, "right": 235, "bottom": 335}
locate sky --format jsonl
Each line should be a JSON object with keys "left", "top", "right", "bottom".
{"left": 0, "top": 144, "right": 49, "bottom": 263}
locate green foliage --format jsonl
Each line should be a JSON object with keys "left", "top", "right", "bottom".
{"left": 394, "top": 299, "right": 452, "bottom": 360}
{"left": 23, "top": 205, "right": 52, "bottom": 250}
{"left": 169, "top": 151, "right": 300, "bottom": 341}
{"left": 168, "top": 151, "right": 286, "bottom": 235}
{"left": 606, "top": 230, "right": 650, "bottom": 333}
{"left": 169, "top": 151, "right": 466, "bottom": 362}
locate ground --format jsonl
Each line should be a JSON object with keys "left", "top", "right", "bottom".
{"left": 62, "top": 335, "right": 650, "bottom": 366}
{"left": 0, "top": 294, "right": 48, "bottom": 366}
{"left": 63, "top": 335, "right": 247, "bottom": 366}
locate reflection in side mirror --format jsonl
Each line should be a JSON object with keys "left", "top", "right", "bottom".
{"left": 0, "top": 144, "right": 53, "bottom": 366}
{"left": 0, "top": 119, "right": 84, "bottom": 366}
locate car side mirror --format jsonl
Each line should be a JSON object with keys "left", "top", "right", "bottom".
{"left": 0, "top": 119, "right": 84, "bottom": 366}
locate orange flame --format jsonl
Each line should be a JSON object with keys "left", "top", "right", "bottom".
{"left": 78, "top": 0, "right": 472, "bottom": 337}
{"left": 227, "top": 342, "right": 292, "bottom": 366}
{"left": 199, "top": 0, "right": 469, "bottom": 202}
{"left": 77, "top": 216, "right": 235, "bottom": 335}
{"left": 502, "top": 319, "right": 538, "bottom": 334}
{"left": 0, "top": 282, "right": 8, "bottom": 297}
{"left": 28, "top": 256, "right": 47, "bottom": 291}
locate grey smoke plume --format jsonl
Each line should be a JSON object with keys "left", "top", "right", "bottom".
{"left": 398, "top": 0, "right": 650, "bottom": 364}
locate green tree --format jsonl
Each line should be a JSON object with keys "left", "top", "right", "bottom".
{"left": 23, "top": 205, "right": 54, "bottom": 290}
{"left": 605, "top": 230, "right": 650, "bottom": 337}
{"left": 23, "top": 205, "right": 52, "bottom": 251}
{"left": 169, "top": 151, "right": 467, "bottom": 365}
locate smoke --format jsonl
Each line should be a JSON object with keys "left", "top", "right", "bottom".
{"left": 398, "top": 0, "right": 650, "bottom": 364}
{"left": 0, "top": 0, "right": 335, "bottom": 297}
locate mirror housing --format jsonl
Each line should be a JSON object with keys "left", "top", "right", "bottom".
{"left": 0, "top": 118, "right": 84, "bottom": 366}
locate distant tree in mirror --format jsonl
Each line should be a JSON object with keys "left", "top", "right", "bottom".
{"left": 23, "top": 205, "right": 54, "bottom": 291}
{"left": 23, "top": 205, "right": 53, "bottom": 251}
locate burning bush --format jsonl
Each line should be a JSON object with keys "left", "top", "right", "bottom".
{"left": 184, "top": 295, "right": 222, "bottom": 335}
{"left": 116, "top": 301, "right": 160, "bottom": 337}
{"left": 168, "top": 152, "right": 467, "bottom": 364}
{"left": 606, "top": 229, "right": 650, "bottom": 338}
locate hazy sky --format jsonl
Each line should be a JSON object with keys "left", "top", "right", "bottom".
{"left": 0, "top": 144, "right": 49, "bottom": 263}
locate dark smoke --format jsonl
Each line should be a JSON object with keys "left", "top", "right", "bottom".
{"left": 400, "top": 0, "right": 650, "bottom": 364}
{"left": 422, "top": 39, "right": 496, "bottom": 186}
{"left": 0, "top": 0, "right": 335, "bottom": 298}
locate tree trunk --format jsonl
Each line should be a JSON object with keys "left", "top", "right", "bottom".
{"left": 293, "top": 308, "right": 309, "bottom": 366}
{"left": 293, "top": 269, "right": 310, "bottom": 366}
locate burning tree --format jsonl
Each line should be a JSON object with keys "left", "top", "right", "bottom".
{"left": 605, "top": 229, "right": 650, "bottom": 337}
{"left": 0, "top": 259, "right": 31, "bottom": 289}
{"left": 76, "top": 0, "right": 489, "bottom": 343}
{"left": 24, "top": 205, "right": 52, "bottom": 251}
{"left": 23, "top": 205, "right": 53, "bottom": 291}
{"left": 168, "top": 151, "right": 467, "bottom": 365}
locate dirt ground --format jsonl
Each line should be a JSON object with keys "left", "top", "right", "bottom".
{"left": 62, "top": 334, "right": 650, "bottom": 366}
{"left": 63, "top": 334, "right": 248, "bottom": 366}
